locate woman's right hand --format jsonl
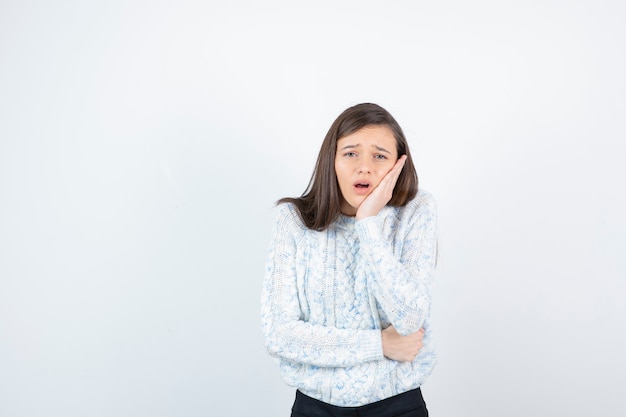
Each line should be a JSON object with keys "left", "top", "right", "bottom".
{"left": 355, "top": 155, "right": 407, "bottom": 221}
{"left": 381, "top": 326, "right": 424, "bottom": 362}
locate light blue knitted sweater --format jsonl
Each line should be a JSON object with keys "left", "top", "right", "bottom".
{"left": 261, "top": 190, "right": 438, "bottom": 407}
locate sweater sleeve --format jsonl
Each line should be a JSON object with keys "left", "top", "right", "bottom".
{"left": 261, "top": 204, "right": 384, "bottom": 367}
{"left": 355, "top": 191, "right": 438, "bottom": 336}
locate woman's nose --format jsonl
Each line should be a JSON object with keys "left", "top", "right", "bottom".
{"left": 358, "top": 162, "right": 372, "bottom": 174}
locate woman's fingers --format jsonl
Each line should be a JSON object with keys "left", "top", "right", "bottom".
{"left": 385, "top": 155, "right": 407, "bottom": 186}
{"left": 382, "top": 325, "right": 426, "bottom": 362}
{"left": 355, "top": 155, "right": 407, "bottom": 220}
{"left": 376, "top": 155, "right": 406, "bottom": 195}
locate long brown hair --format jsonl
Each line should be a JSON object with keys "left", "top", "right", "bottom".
{"left": 278, "top": 103, "right": 418, "bottom": 231}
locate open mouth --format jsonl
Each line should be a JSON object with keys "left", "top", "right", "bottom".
{"left": 353, "top": 181, "right": 372, "bottom": 195}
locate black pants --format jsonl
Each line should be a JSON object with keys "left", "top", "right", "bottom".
{"left": 290, "top": 388, "right": 429, "bottom": 417}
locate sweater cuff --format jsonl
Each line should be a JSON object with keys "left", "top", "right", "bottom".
{"left": 355, "top": 215, "right": 383, "bottom": 244}
{"left": 357, "top": 329, "right": 384, "bottom": 362}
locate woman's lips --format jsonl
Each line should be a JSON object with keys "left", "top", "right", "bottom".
{"left": 353, "top": 181, "right": 371, "bottom": 195}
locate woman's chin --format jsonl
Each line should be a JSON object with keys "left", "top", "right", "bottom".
{"left": 340, "top": 197, "right": 365, "bottom": 216}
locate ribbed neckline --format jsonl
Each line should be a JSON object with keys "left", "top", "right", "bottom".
{"left": 334, "top": 206, "right": 393, "bottom": 230}
{"left": 334, "top": 213, "right": 357, "bottom": 230}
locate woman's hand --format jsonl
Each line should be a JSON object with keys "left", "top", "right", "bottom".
{"left": 355, "top": 155, "right": 407, "bottom": 221}
{"left": 381, "top": 325, "right": 424, "bottom": 362}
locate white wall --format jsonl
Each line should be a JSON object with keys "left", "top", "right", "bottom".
{"left": 1, "top": 1, "right": 624, "bottom": 416}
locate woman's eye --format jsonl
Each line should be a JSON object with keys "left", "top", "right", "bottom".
{"left": 345, "top": 152, "right": 357, "bottom": 157}
{"left": 374, "top": 154, "right": 387, "bottom": 160}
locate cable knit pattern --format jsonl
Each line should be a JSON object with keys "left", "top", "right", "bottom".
{"left": 261, "top": 190, "right": 438, "bottom": 407}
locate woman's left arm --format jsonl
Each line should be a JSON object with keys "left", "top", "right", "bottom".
{"left": 356, "top": 191, "right": 437, "bottom": 336}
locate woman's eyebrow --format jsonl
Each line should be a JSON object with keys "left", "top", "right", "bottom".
{"left": 373, "top": 145, "right": 391, "bottom": 154}
{"left": 339, "top": 143, "right": 359, "bottom": 150}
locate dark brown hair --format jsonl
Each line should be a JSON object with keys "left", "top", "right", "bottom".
{"left": 278, "top": 103, "right": 418, "bottom": 231}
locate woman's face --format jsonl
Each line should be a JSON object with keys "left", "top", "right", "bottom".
{"left": 334, "top": 125, "right": 398, "bottom": 216}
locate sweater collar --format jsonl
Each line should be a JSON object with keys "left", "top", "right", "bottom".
{"left": 333, "top": 206, "right": 391, "bottom": 231}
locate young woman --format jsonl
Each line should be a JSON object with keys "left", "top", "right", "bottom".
{"left": 261, "top": 103, "right": 437, "bottom": 417}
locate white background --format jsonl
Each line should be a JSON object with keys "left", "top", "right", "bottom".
{"left": 1, "top": 1, "right": 625, "bottom": 416}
